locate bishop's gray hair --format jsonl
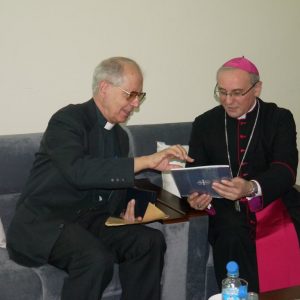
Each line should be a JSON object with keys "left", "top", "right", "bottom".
{"left": 217, "top": 66, "right": 260, "bottom": 85}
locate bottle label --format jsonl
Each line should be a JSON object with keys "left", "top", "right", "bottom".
{"left": 222, "top": 287, "right": 239, "bottom": 300}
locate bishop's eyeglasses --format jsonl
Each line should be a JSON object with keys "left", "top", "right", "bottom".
{"left": 214, "top": 82, "right": 258, "bottom": 100}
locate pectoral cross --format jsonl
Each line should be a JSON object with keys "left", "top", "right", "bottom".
{"left": 235, "top": 201, "right": 241, "bottom": 212}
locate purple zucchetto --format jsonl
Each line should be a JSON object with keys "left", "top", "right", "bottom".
{"left": 222, "top": 56, "right": 259, "bottom": 75}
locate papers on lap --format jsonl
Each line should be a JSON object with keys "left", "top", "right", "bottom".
{"left": 170, "top": 165, "right": 232, "bottom": 198}
{"left": 105, "top": 203, "right": 168, "bottom": 226}
{"left": 105, "top": 187, "right": 168, "bottom": 226}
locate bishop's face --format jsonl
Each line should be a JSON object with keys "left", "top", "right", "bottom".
{"left": 216, "top": 68, "right": 262, "bottom": 118}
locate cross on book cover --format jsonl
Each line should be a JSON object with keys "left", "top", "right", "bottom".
{"left": 170, "top": 165, "right": 232, "bottom": 198}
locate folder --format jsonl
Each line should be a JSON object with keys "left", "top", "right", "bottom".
{"left": 105, "top": 187, "right": 169, "bottom": 226}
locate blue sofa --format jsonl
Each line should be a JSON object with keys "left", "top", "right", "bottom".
{"left": 0, "top": 122, "right": 219, "bottom": 300}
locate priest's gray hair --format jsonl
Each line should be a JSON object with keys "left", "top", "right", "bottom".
{"left": 92, "top": 57, "right": 143, "bottom": 96}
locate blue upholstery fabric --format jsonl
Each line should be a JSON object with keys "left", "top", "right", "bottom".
{"left": 186, "top": 217, "right": 219, "bottom": 299}
{"left": 148, "top": 221, "right": 190, "bottom": 300}
{"left": 0, "top": 133, "right": 42, "bottom": 194}
{"left": 0, "top": 193, "right": 20, "bottom": 232}
{"left": 123, "top": 122, "right": 192, "bottom": 187}
{"left": 0, "top": 249, "right": 42, "bottom": 300}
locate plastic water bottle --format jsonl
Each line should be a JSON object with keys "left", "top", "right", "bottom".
{"left": 221, "top": 261, "right": 248, "bottom": 300}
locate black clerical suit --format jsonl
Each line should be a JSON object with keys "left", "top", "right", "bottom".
{"left": 187, "top": 98, "right": 300, "bottom": 292}
{"left": 7, "top": 99, "right": 166, "bottom": 300}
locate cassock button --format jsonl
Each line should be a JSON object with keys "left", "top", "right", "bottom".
{"left": 98, "top": 196, "right": 103, "bottom": 202}
{"left": 59, "top": 223, "right": 65, "bottom": 230}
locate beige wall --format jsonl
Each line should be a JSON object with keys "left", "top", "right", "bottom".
{"left": 1, "top": 0, "right": 300, "bottom": 182}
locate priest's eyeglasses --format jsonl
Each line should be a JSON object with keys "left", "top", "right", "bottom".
{"left": 118, "top": 87, "right": 146, "bottom": 102}
{"left": 214, "top": 82, "right": 258, "bottom": 100}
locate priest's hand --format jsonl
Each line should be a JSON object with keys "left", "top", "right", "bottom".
{"left": 120, "top": 199, "right": 143, "bottom": 224}
{"left": 134, "top": 144, "right": 194, "bottom": 173}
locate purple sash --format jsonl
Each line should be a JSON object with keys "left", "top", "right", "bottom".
{"left": 255, "top": 198, "right": 300, "bottom": 292}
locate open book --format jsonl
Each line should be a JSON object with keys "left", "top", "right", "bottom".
{"left": 170, "top": 165, "right": 232, "bottom": 198}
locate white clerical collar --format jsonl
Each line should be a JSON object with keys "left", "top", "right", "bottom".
{"left": 238, "top": 99, "right": 257, "bottom": 120}
{"left": 104, "top": 122, "right": 115, "bottom": 130}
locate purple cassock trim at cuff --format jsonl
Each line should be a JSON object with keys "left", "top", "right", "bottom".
{"left": 248, "top": 196, "right": 263, "bottom": 212}
{"left": 205, "top": 205, "right": 216, "bottom": 216}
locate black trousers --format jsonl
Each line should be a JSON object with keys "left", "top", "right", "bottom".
{"left": 209, "top": 201, "right": 259, "bottom": 293}
{"left": 48, "top": 210, "right": 166, "bottom": 300}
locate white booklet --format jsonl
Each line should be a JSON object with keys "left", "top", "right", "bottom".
{"left": 170, "top": 165, "right": 232, "bottom": 198}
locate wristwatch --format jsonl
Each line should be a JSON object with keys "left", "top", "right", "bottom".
{"left": 248, "top": 180, "right": 258, "bottom": 197}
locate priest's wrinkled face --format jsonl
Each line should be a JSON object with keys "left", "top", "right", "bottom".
{"left": 216, "top": 68, "right": 262, "bottom": 118}
{"left": 96, "top": 63, "right": 145, "bottom": 124}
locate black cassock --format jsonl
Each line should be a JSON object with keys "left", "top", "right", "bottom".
{"left": 188, "top": 98, "right": 300, "bottom": 292}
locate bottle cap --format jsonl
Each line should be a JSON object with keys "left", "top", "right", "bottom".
{"left": 226, "top": 261, "right": 239, "bottom": 276}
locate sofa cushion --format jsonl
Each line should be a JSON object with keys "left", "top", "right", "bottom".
{"left": 124, "top": 122, "right": 192, "bottom": 187}
{"left": 0, "top": 193, "right": 20, "bottom": 233}
{"left": 32, "top": 264, "right": 66, "bottom": 300}
{"left": 0, "top": 218, "right": 6, "bottom": 248}
{"left": 0, "top": 133, "right": 42, "bottom": 194}
{"left": 0, "top": 248, "right": 43, "bottom": 300}
{"left": 186, "top": 216, "right": 219, "bottom": 299}
{"left": 32, "top": 263, "right": 121, "bottom": 300}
